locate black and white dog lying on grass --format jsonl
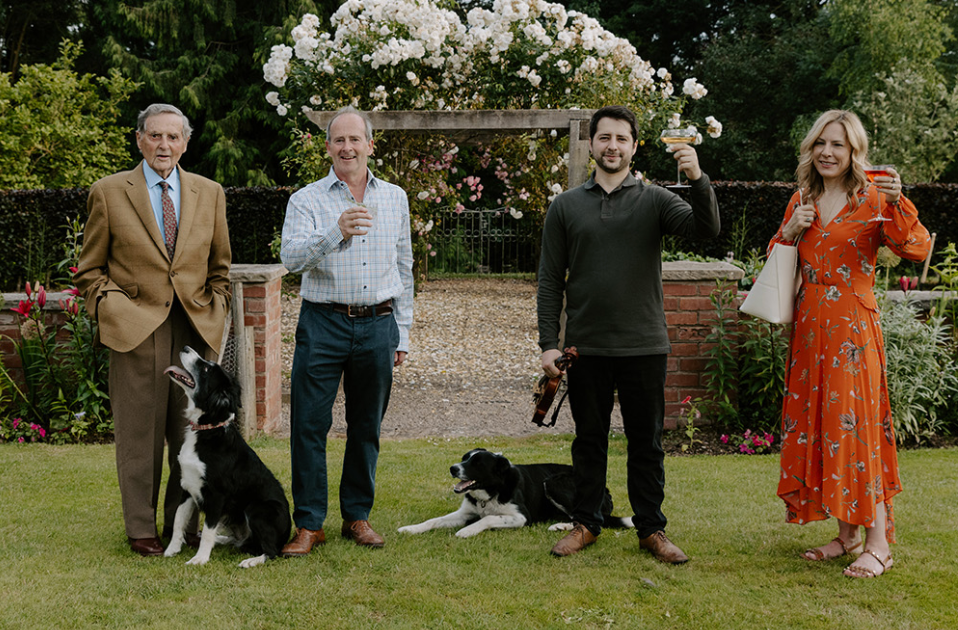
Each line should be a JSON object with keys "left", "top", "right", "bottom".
{"left": 398, "top": 448, "right": 633, "bottom": 538}
{"left": 164, "top": 346, "right": 291, "bottom": 568}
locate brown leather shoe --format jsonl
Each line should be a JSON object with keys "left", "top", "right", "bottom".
{"left": 129, "top": 537, "right": 164, "bottom": 557}
{"left": 281, "top": 527, "right": 326, "bottom": 557}
{"left": 550, "top": 522, "right": 597, "bottom": 557}
{"left": 341, "top": 520, "right": 385, "bottom": 548}
{"left": 639, "top": 530, "right": 689, "bottom": 564}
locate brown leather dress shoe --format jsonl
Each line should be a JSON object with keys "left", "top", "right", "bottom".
{"left": 550, "top": 522, "right": 597, "bottom": 557}
{"left": 281, "top": 527, "right": 326, "bottom": 557}
{"left": 341, "top": 520, "right": 385, "bottom": 548}
{"left": 129, "top": 537, "right": 164, "bottom": 557}
{"left": 639, "top": 530, "right": 689, "bottom": 564}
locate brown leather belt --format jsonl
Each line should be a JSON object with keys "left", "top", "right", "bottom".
{"left": 316, "top": 299, "right": 393, "bottom": 318}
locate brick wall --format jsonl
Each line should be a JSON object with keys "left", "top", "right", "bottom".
{"left": 661, "top": 261, "right": 743, "bottom": 429}
{"left": 1, "top": 265, "right": 288, "bottom": 435}
{"left": 4, "top": 262, "right": 744, "bottom": 434}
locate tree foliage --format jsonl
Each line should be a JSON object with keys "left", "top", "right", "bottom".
{"left": 83, "top": 0, "right": 339, "bottom": 186}
{"left": 0, "top": 41, "right": 138, "bottom": 190}
{"left": 0, "top": 0, "right": 83, "bottom": 77}
{"left": 827, "top": 0, "right": 952, "bottom": 97}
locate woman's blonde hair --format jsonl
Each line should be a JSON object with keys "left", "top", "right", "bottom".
{"left": 796, "top": 110, "right": 869, "bottom": 204}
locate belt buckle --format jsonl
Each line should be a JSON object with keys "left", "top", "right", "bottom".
{"left": 346, "top": 304, "right": 359, "bottom": 318}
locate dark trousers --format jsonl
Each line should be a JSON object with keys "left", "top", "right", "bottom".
{"left": 109, "top": 300, "right": 208, "bottom": 539}
{"left": 289, "top": 300, "right": 399, "bottom": 531}
{"left": 567, "top": 354, "right": 668, "bottom": 538}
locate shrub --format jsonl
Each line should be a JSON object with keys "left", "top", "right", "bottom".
{"left": 881, "top": 295, "right": 958, "bottom": 443}
{"left": 0, "top": 41, "right": 138, "bottom": 190}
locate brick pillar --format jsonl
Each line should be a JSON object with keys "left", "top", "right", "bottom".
{"left": 228, "top": 264, "right": 287, "bottom": 435}
{"left": 662, "top": 261, "right": 743, "bottom": 429}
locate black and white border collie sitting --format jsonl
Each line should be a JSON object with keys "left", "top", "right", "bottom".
{"left": 398, "top": 448, "right": 633, "bottom": 538}
{"left": 163, "top": 346, "right": 291, "bottom": 568}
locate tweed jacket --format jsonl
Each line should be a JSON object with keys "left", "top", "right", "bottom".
{"left": 75, "top": 162, "right": 232, "bottom": 353}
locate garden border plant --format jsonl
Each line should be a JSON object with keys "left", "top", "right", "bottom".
{"left": 0, "top": 217, "right": 111, "bottom": 443}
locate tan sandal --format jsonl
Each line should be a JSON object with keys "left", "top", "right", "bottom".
{"left": 844, "top": 549, "right": 893, "bottom": 579}
{"left": 803, "top": 536, "right": 863, "bottom": 561}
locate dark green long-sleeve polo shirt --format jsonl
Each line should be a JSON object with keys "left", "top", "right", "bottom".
{"left": 537, "top": 171, "right": 720, "bottom": 356}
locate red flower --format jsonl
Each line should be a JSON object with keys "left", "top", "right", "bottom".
{"left": 36, "top": 285, "right": 47, "bottom": 308}
{"left": 24, "top": 281, "right": 32, "bottom": 298}
{"left": 899, "top": 276, "right": 919, "bottom": 292}
{"left": 64, "top": 287, "right": 81, "bottom": 297}
{"left": 69, "top": 266, "right": 79, "bottom": 274}
{"left": 13, "top": 300, "right": 33, "bottom": 317}
{"left": 681, "top": 395, "right": 692, "bottom": 405}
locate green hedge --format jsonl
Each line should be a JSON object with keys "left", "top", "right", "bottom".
{"left": 3, "top": 182, "right": 958, "bottom": 291}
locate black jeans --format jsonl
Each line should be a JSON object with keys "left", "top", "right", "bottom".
{"left": 567, "top": 354, "right": 668, "bottom": 538}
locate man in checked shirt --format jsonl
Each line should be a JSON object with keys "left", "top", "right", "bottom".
{"left": 279, "top": 106, "right": 414, "bottom": 555}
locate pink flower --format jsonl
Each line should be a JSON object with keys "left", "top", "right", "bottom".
{"left": 65, "top": 287, "right": 81, "bottom": 297}
{"left": 12, "top": 418, "right": 20, "bottom": 429}
{"left": 720, "top": 434, "right": 729, "bottom": 444}
{"left": 69, "top": 266, "right": 78, "bottom": 274}
{"left": 681, "top": 395, "right": 692, "bottom": 405}
{"left": 37, "top": 285, "right": 47, "bottom": 308}
{"left": 18, "top": 437, "right": 24, "bottom": 443}
{"left": 39, "top": 427, "right": 46, "bottom": 438}
{"left": 764, "top": 432, "right": 774, "bottom": 444}
{"left": 24, "top": 281, "right": 32, "bottom": 298}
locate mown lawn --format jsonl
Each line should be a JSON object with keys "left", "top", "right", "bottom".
{"left": 2, "top": 434, "right": 956, "bottom": 629}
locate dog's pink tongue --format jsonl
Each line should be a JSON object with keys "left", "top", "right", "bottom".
{"left": 453, "top": 480, "right": 475, "bottom": 493}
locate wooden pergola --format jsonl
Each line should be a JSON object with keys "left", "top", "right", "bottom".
{"left": 304, "top": 109, "right": 597, "bottom": 188}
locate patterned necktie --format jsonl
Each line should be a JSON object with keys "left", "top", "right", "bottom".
{"left": 159, "top": 181, "right": 177, "bottom": 259}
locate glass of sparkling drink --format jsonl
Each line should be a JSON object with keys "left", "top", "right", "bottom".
{"left": 864, "top": 164, "right": 895, "bottom": 221}
{"left": 659, "top": 128, "right": 698, "bottom": 188}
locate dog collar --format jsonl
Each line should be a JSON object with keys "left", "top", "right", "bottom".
{"left": 189, "top": 419, "right": 231, "bottom": 431}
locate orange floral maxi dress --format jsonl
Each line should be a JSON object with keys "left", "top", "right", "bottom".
{"left": 772, "top": 185, "right": 931, "bottom": 542}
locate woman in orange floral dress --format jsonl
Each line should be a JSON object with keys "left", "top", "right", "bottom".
{"left": 770, "top": 110, "right": 931, "bottom": 579}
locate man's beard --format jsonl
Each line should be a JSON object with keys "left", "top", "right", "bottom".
{"left": 595, "top": 153, "right": 630, "bottom": 174}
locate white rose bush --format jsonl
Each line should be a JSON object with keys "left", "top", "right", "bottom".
{"left": 265, "top": 0, "right": 721, "bottom": 274}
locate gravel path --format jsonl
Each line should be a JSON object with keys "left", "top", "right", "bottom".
{"left": 276, "top": 277, "right": 625, "bottom": 439}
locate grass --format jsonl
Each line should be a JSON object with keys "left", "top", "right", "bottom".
{"left": 2, "top": 434, "right": 957, "bottom": 629}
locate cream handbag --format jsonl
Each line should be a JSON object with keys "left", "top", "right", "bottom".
{"left": 739, "top": 240, "right": 802, "bottom": 324}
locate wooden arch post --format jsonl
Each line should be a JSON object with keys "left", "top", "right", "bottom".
{"left": 304, "top": 109, "right": 596, "bottom": 189}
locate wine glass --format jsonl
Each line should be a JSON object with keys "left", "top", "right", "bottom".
{"left": 659, "top": 128, "right": 698, "bottom": 188}
{"left": 864, "top": 164, "right": 895, "bottom": 222}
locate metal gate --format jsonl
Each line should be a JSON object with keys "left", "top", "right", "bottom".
{"left": 428, "top": 208, "right": 540, "bottom": 274}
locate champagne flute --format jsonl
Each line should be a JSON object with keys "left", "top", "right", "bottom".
{"left": 659, "top": 128, "right": 698, "bottom": 188}
{"left": 864, "top": 164, "right": 895, "bottom": 222}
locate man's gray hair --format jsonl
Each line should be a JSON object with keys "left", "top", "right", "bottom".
{"left": 136, "top": 104, "right": 193, "bottom": 139}
{"left": 325, "top": 106, "right": 373, "bottom": 141}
